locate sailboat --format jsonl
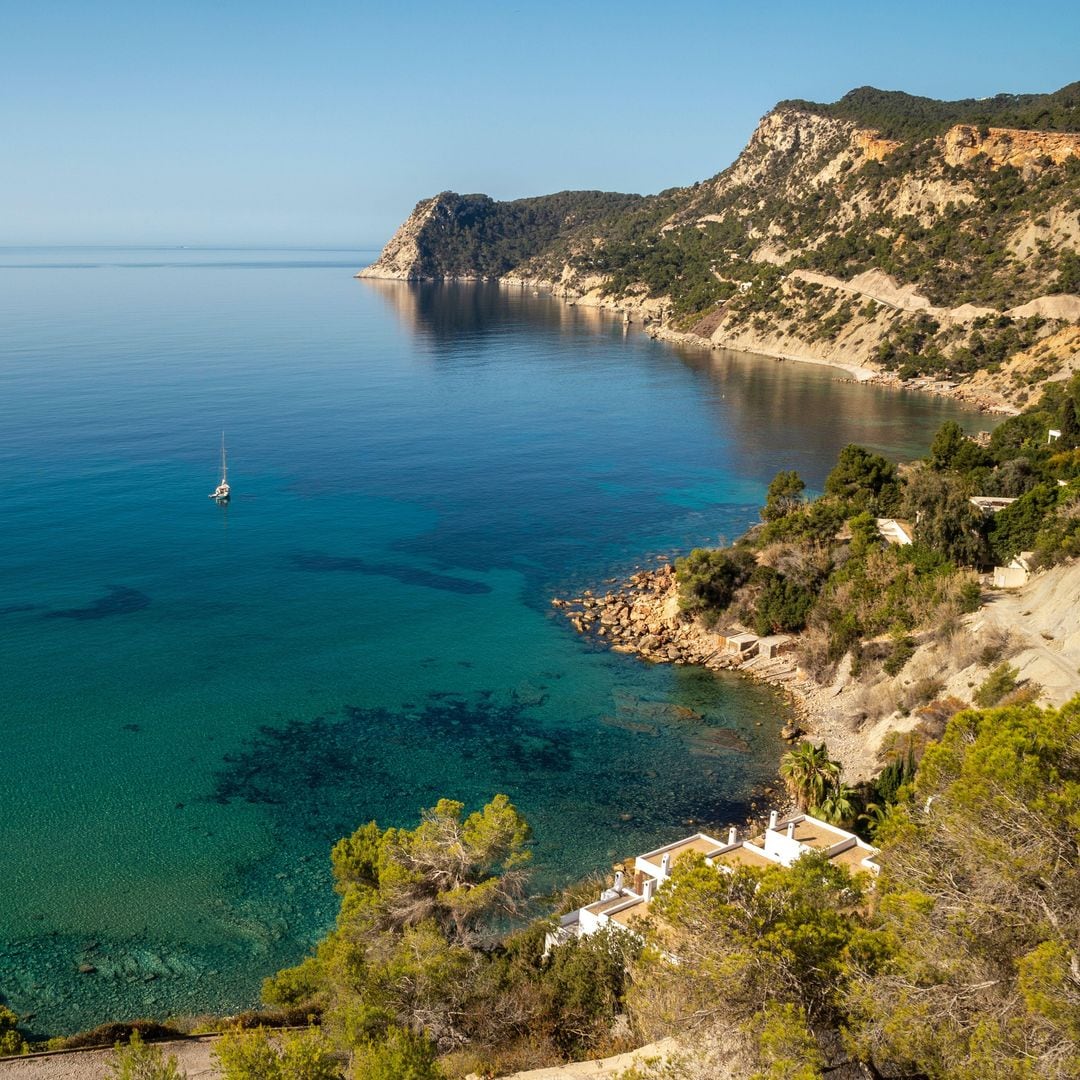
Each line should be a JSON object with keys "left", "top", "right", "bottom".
{"left": 209, "top": 432, "right": 231, "bottom": 503}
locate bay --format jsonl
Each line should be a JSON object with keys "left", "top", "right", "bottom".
{"left": 0, "top": 247, "right": 986, "bottom": 1033}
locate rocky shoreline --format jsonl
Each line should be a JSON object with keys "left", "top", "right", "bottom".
{"left": 553, "top": 564, "right": 809, "bottom": 741}
{"left": 551, "top": 561, "right": 906, "bottom": 786}
{"left": 522, "top": 277, "right": 1019, "bottom": 416}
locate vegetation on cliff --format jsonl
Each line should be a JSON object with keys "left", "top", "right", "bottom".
{"left": 638, "top": 697, "right": 1080, "bottom": 1079}
{"left": 366, "top": 82, "right": 1080, "bottom": 404}
{"left": 256, "top": 794, "right": 638, "bottom": 1077}
{"left": 385, "top": 190, "right": 643, "bottom": 280}
{"left": 675, "top": 379, "right": 1080, "bottom": 692}
{"left": 780, "top": 82, "right": 1080, "bottom": 140}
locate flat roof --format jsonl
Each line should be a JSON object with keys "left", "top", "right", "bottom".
{"left": 829, "top": 845, "right": 879, "bottom": 872}
{"left": 782, "top": 818, "right": 850, "bottom": 849}
{"left": 640, "top": 835, "right": 722, "bottom": 868}
{"left": 585, "top": 894, "right": 640, "bottom": 916}
{"left": 711, "top": 844, "right": 776, "bottom": 870}
{"left": 609, "top": 898, "right": 649, "bottom": 927}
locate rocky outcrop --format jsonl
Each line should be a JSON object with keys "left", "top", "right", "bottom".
{"left": 854, "top": 129, "right": 903, "bottom": 162}
{"left": 552, "top": 567, "right": 802, "bottom": 690}
{"left": 943, "top": 124, "right": 1080, "bottom": 171}
{"left": 357, "top": 195, "right": 445, "bottom": 280}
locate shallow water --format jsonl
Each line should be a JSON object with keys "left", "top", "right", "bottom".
{"left": 0, "top": 248, "right": 987, "bottom": 1033}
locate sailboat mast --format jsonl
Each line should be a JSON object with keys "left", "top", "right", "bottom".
{"left": 221, "top": 431, "right": 228, "bottom": 483}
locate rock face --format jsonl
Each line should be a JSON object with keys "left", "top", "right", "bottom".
{"left": 552, "top": 566, "right": 801, "bottom": 690}
{"left": 943, "top": 125, "right": 1080, "bottom": 171}
{"left": 357, "top": 195, "right": 444, "bottom": 280}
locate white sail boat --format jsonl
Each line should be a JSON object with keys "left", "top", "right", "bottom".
{"left": 209, "top": 432, "right": 231, "bottom": 503}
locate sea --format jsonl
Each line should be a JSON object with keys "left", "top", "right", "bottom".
{"left": 0, "top": 246, "right": 987, "bottom": 1034}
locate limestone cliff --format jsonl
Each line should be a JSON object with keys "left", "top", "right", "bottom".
{"left": 357, "top": 195, "right": 442, "bottom": 280}
{"left": 942, "top": 125, "right": 1080, "bottom": 171}
{"left": 361, "top": 83, "right": 1080, "bottom": 410}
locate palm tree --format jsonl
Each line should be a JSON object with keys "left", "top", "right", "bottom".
{"left": 814, "top": 783, "right": 859, "bottom": 828}
{"left": 780, "top": 741, "right": 841, "bottom": 811}
{"left": 856, "top": 800, "right": 893, "bottom": 840}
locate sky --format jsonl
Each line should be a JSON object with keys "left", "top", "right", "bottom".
{"left": 3, "top": 0, "right": 1078, "bottom": 247}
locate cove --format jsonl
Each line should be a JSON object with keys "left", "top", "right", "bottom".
{"left": 0, "top": 248, "right": 988, "bottom": 1033}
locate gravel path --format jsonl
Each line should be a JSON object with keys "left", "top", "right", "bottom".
{"left": 0, "top": 1039, "right": 218, "bottom": 1080}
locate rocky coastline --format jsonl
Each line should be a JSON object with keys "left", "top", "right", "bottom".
{"left": 508, "top": 277, "right": 1020, "bottom": 416}
{"left": 552, "top": 563, "right": 811, "bottom": 743}
{"left": 364, "top": 261, "right": 1021, "bottom": 416}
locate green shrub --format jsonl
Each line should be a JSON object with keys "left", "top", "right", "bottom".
{"left": 349, "top": 1026, "right": 442, "bottom": 1080}
{"left": 675, "top": 547, "right": 754, "bottom": 625}
{"left": 0, "top": 1006, "right": 28, "bottom": 1057}
{"left": 107, "top": 1031, "right": 186, "bottom": 1080}
{"left": 974, "top": 663, "right": 1020, "bottom": 707}
{"left": 883, "top": 634, "right": 916, "bottom": 676}
{"left": 213, "top": 1026, "right": 339, "bottom": 1080}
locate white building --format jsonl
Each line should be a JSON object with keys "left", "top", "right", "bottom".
{"left": 547, "top": 812, "right": 879, "bottom": 950}
{"left": 875, "top": 518, "right": 915, "bottom": 546}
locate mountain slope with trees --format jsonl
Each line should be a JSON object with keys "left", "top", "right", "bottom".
{"left": 361, "top": 82, "right": 1080, "bottom": 411}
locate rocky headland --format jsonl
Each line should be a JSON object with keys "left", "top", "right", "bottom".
{"left": 360, "top": 83, "right": 1080, "bottom": 415}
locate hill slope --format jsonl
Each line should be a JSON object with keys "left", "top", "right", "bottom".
{"left": 360, "top": 84, "right": 1080, "bottom": 411}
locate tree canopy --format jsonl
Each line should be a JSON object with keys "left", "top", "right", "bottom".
{"left": 847, "top": 698, "right": 1080, "bottom": 1078}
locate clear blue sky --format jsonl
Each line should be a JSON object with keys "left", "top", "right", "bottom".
{"left": 3, "top": 0, "right": 1078, "bottom": 247}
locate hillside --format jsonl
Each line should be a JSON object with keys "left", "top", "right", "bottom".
{"left": 360, "top": 83, "right": 1080, "bottom": 411}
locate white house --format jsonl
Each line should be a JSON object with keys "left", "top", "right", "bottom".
{"left": 547, "top": 813, "right": 879, "bottom": 951}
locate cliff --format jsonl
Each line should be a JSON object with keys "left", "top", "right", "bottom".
{"left": 361, "top": 83, "right": 1080, "bottom": 410}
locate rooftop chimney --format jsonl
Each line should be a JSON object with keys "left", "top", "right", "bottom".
{"left": 727, "top": 826, "right": 738, "bottom": 846}
{"left": 768, "top": 810, "right": 778, "bottom": 830}
{"left": 660, "top": 853, "right": 671, "bottom": 878}
{"left": 786, "top": 821, "right": 796, "bottom": 840}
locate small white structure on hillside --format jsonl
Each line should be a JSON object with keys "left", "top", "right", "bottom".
{"left": 970, "top": 496, "right": 1019, "bottom": 515}
{"left": 756, "top": 634, "right": 794, "bottom": 660}
{"left": 993, "top": 551, "right": 1036, "bottom": 589}
{"left": 546, "top": 813, "right": 879, "bottom": 951}
{"left": 876, "top": 518, "right": 915, "bottom": 546}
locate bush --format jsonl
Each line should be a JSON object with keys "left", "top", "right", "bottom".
{"left": 883, "top": 634, "right": 916, "bottom": 676}
{"left": 675, "top": 547, "right": 754, "bottom": 625}
{"left": 213, "top": 1026, "right": 339, "bottom": 1080}
{"left": 898, "top": 677, "right": 945, "bottom": 714}
{"left": 957, "top": 579, "right": 982, "bottom": 613}
{"left": 752, "top": 570, "right": 813, "bottom": 635}
{"left": 0, "top": 1006, "right": 27, "bottom": 1057}
{"left": 349, "top": 1026, "right": 442, "bottom": 1080}
{"left": 107, "top": 1031, "right": 186, "bottom": 1080}
{"left": 973, "top": 663, "right": 1021, "bottom": 707}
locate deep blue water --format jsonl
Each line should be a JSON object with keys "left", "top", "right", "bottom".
{"left": 0, "top": 247, "right": 987, "bottom": 1034}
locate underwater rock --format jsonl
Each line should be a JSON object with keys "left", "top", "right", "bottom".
{"left": 47, "top": 586, "right": 150, "bottom": 620}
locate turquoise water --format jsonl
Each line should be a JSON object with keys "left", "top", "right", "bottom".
{"left": 0, "top": 248, "right": 987, "bottom": 1034}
